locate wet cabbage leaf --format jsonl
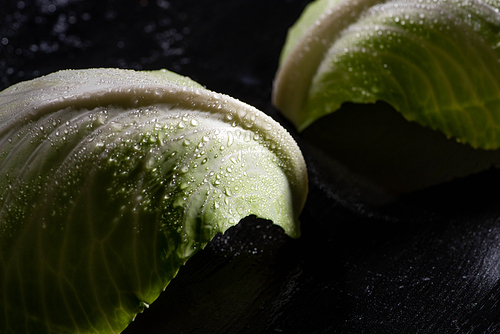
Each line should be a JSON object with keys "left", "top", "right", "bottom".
{"left": 273, "top": 0, "right": 500, "bottom": 150}
{"left": 0, "top": 68, "right": 308, "bottom": 333}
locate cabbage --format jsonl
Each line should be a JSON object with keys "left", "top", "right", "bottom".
{"left": 273, "top": 0, "right": 500, "bottom": 150}
{"left": 0, "top": 68, "right": 308, "bottom": 333}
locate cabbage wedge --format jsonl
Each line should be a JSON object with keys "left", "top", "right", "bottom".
{"left": 0, "top": 68, "right": 308, "bottom": 333}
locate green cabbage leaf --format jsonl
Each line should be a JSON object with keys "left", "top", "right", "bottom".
{"left": 0, "top": 68, "right": 308, "bottom": 333}
{"left": 273, "top": 0, "right": 500, "bottom": 149}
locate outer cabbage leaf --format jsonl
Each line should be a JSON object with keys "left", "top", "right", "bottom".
{"left": 273, "top": 0, "right": 500, "bottom": 149}
{"left": 0, "top": 68, "right": 308, "bottom": 333}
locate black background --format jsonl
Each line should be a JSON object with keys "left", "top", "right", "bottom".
{"left": 2, "top": 0, "right": 500, "bottom": 333}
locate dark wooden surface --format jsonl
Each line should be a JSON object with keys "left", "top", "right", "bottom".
{"left": 2, "top": 1, "right": 500, "bottom": 333}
